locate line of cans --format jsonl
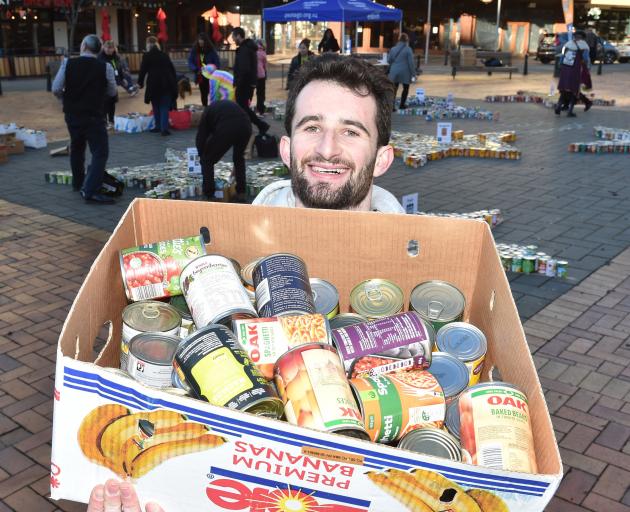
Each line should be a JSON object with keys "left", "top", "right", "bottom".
{"left": 417, "top": 209, "right": 503, "bottom": 229}
{"left": 496, "top": 243, "right": 568, "bottom": 278}
{"left": 568, "top": 141, "right": 630, "bottom": 153}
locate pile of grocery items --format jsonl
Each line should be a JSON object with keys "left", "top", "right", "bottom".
{"left": 396, "top": 96, "right": 498, "bottom": 121}
{"left": 496, "top": 243, "right": 568, "bottom": 278}
{"left": 391, "top": 130, "right": 520, "bottom": 168}
{"left": 485, "top": 91, "right": 615, "bottom": 108}
{"left": 417, "top": 209, "right": 503, "bottom": 229}
{"left": 0, "top": 123, "right": 47, "bottom": 150}
{"left": 568, "top": 125, "right": 630, "bottom": 153}
{"left": 112, "top": 235, "right": 538, "bottom": 476}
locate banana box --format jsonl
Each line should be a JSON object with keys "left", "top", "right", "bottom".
{"left": 51, "top": 199, "right": 563, "bottom": 511}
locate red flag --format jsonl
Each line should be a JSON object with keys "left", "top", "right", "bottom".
{"left": 157, "top": 8, "right": 168, "bottom": 43}
{"left": 101, "top": 9, "right": 111, "bottom": 41}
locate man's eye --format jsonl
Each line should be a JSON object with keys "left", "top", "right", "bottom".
{"left": 304, "top": 125, "right": 319, "bottom": 133}
{"left": 344, "top": 129, "right": 360, "bottom": 137}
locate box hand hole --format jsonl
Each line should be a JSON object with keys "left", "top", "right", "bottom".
{"left": 200, "top": 226, "right": 211, "bottom": 244}
{"left": 489, "top": 290, "right": 496, "bottom": 311}
{"left": 407, "top": 239, "right": 420, "bottom": 257}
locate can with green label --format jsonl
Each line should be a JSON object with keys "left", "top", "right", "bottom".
{"left": 409, "top": 280, "right": 466, "bottom": 333}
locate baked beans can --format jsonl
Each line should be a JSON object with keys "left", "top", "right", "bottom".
{"left": 427, "top": 352, "right": 470, "bottom": 405}
{"left": 436, "top": 322, "right": 487, "bottom": 386}
{"left": 310, "top": 278, "right": 340, "bottom": 319}
{"left": 233, "top": 313, "right": 332, "bottom": 380}
{"left": 253, "top": 254, "right": 315, "bottom": 317}
{"left": 119, "top": 235, "right": 206, "bottom": 301}
{"left": 350, "top": 370, "right": 445, "bottom": 443}
{"left": 445, "top": 399, "right": 461, "bottom": 441}
{"left": 174, "top": 325, "right": 283, "bottom": 418}
{"left": 459, "top": 382, "right": 537, "bottom": 473}
{"left": 349, "top": 279, "right": 404, "bottom": 320}
{"left": 409, "top": 280, "right": 466, "bottom": 333}
{"left": 274, "top": 343, "right": 369, "bottom": 439}
{"left": 127, "top": 333, "right": 180, "bottom": 389}
{"left": 332, "top": 312, "right": 433, "bottom": 373}
{"left": 329, "top": 313, "right": 367, "bottom": 330}
{"left": 121, "top": 301, "right": 181, "bottom": 371}
{"left": 180, "top": 254, "right": 257, "bottom": 328}
{"left": 397, "top": 427, "right": 462, "bottom": 462}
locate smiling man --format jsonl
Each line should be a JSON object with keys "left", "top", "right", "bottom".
{"left": 253, "top": 54, "right": 404, "bottom": 213}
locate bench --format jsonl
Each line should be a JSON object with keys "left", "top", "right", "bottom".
{"left": 450, "top": 50, "right": 518, "bottom": 79}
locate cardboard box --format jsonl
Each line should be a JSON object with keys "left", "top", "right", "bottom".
{"left": 0, "top": 147, "right": 8, "bottom": 164}
{"left": 51, "top": 200, "right": 562, "bottom": 511}
{"left": 6, "top": 139, "right": 25, "bottom": 155}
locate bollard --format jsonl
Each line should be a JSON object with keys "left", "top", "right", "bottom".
{"left": 523, "top": 54, "right": 528, "bottom": 75}
{"left": 597, "top": 59, "right": 603, "bottom": 76}
{"left": 444, "top": 50, "right": 449, "bottom": 66}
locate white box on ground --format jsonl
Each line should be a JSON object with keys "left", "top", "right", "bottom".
{"left": 401, "top": 193, "right": 419, "bottom": 214}
{"left": 437, "top": 122, "right": 453, "bottom": 143}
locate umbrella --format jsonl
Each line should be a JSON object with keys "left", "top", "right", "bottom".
{"left": 101, "top": 9, "right": 111, "bottom": 42}
{"left": 157, "top": 8, "right": 168, "bottom": 43}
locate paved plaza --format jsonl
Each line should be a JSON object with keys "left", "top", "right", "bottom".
{"left": 1, "top": 59, "right": 630, "bottom": 510}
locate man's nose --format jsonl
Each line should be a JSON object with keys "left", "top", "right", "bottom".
{"left": 314, "top": 129, "right": 341, "bottom": 160}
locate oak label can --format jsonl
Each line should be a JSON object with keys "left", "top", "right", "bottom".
{"left": 121, "top": 301, "right": 181, "bottom": 371}
{"left": 174, "top": 324, "right": 283, "bottom": 418}
{"left": 127, "top": 333, "right": 180, "bottom": 389}
{"left": 274, "top": 343, "right": 368, "bottom": 439}
{"left": 436, "top": 322, "right": 487, "bottom": 386}
{"left": 459, "top": 382, "right": 537, "bottom": 473}
{"left": 180, "top": 255, "right": 257, "bottom": 328}
{"left": 253, "top": 253, "right": 316, "bottom": 317}
{"left": 119, "top": 235, "right": 206, "bottom": 301}
{"left": 351, "top": 370, "right": 445, "bottom": 443}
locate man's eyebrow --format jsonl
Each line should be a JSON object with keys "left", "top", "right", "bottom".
{"left": 295, "top": 115, "right": 321, "bottom": 129}
{"left": 341, "top": 119, "right": 370, "bottom": 136}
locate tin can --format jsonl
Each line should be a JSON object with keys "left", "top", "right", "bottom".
{"left": 174, "top": 325, "right": 283, "bottom": 417}
{"left": 233, "top": 314, "right": 332, "bottom": 379}
{"left": 119, "top": 235, "right": 206, "bottom": 301}
{"left": 168, "top": 295, "right": 195, "bottom": 337}
{"left": 121, "top": 301, "right": 181, "bottom": 371}
{"left": 511, "top": 253, "right": 523, "bottom": 273}
{"left": 522, "top": 256, "right": 536, "bottom": 274}
{"left": 351, "top": 370, "right": 445, "bottom": 443}
{"left": 240, "top": 257, "right": 262, "bottom": 302}
{"left": 310, "top": 278, "right": 340, "bottom": 319}
{"left": 180, "top": 254, "right": 257, "bottom": 328}
{"left": 436, "top": 322, "right": 487, "bottom": 386}
{"left": 274, "top": 343, "right": 369, "bottom": 439}
{"left": 409, "top": 280, "right": 466, "bottom": 333}
{"left": 350, "top": 279, "right": 404, "bottom": 320}
{"left": 546, "top": 258, "right": 557, "bottom": 277}
{"left": 445, "top": 399, "right": 461, "bottom": 440}
{"left": 329, "top": 313, "right": 367, "bottom": 330}
{"left": 127, "top": 333, "right": 180, "bottom": 389}
{"left": 397, "top": 427, "right": 462, "bottom": 461}
{"left": 427, "top": 352, "right": 469, "bottom": 405}
{"left": 332, "top": 312, "right": 433, "bottom": 372}
{"left": 556, "top": 260, "right": 568, "bottom": 279}
{"left": 253, "top": 253, "right": 315, "bottom": 317}
{"left": 537, "top": 256, "right": 549, "bottom": 275}
{"left": 500, "top": 252, "right": 512, "bottom": 272}
{"left": 459, "top": 382, "right": 537, "bottom": 473}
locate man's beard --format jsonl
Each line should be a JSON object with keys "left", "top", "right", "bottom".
{"left": 290, "top": 153, "right": 377, "bottom": 210}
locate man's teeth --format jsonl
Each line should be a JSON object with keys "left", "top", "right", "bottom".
{"left": 312, "top": 167, "right": 342, "bottom": 174}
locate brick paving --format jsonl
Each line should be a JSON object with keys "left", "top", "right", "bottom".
{"left": 1, "top": 64, "right": 630, "bottom": 510}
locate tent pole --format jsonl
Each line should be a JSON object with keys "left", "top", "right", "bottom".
{"left": 424, "top": 0, "right": 431, "bottom": 65}
{"left": 342, "top": 19, "right": 346, "bottom": 54}
{"left": 355, "top": 21, "right": 359, "bottom": 50}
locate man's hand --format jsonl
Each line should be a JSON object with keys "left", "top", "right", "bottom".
{"left": 87, "top": 479, "right": 164, "bottom": 512}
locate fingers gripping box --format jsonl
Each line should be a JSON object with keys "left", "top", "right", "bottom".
{"left": 50, "top": 200, "right": 562, "bottom": 511}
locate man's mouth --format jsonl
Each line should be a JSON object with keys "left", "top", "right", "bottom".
{"left": 307, "top": 163, "right": 350, "bottom": 175}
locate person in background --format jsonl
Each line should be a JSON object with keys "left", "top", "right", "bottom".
{"left": 87, "top": 479, "right": 163, "bottom": 512}
{"left": 388, "top": 33, "right": 416, "bottom": 111}
{"left": 255, "top": 39, "right": 268, "bottom": 116}
{"left": 52, "top": 34, "right": 117, "bottom": 204}
{"left": 196, "top": 100, "right": 252, "bottom": 202}
{"left": 555, "top": 30, "right": 591, "bottom": 117}
{"left": 287, "top": 38, "right": 314, "bottom": 90}
{"left": 318, "top": 28, "right": 340, "bottom": 54}
{"left": 188, "top": 33, "right": 221, "bottom": 106}
{"left": 231, "top": 27, "right": 270, "bottom": 134}
{"left": 138, "top": 36, "right": 178, "bottom": 135}
{"left": 585, "top": 28, "right": 599, "bottom": 65}
{"left": 99, "top": 40, "right": 138, "bottom": 95}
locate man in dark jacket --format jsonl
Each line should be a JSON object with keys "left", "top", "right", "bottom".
{"left": 52, "top": 34, "right": 117, "bottom": 203}
{"left": 195, "top": 100, "right": 252, "bottom": 202}
{"left": 231, "top": 27, "right": 269, "bottom": 134}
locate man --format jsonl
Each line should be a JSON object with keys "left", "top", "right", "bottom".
{"left": 53, "top": 34, "right": 118, "bottom": 203}
{"left": 253, "top": 54, "right": 404, "bottom": 213}
{"left": 231, "top": 27, "right": 270, "bottom": 134}
{"left": 195, "top": 100, "right": 251, "bottom": 201}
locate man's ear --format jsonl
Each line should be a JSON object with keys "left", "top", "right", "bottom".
{"left": 279, "top": 135, "right": 291, "bottom": 169}
{"left": 373, "top": 145, "right": 394, "bottom": 178}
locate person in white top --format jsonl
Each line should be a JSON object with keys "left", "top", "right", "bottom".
{"left": 253, "top": 54, "right": 404, "bottom": 213}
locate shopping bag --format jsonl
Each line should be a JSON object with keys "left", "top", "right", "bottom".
{"left": 169, "top": 110, "right": 192, "bottom": 130}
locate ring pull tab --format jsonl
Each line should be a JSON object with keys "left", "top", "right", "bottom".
{"left": 365, "top": 283, "right": 383, "bottom": 303}
{"left": 427, "top": 300, "right": 444, "bottom": 319}
{"left": 142, "top": 304, "right": 160, "bottom": 319}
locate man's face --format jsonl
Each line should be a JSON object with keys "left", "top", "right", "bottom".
{"left": 233, "top": 33, "right": 243, "bottom": 45}
{"left": 279, "top": 80, "right": 393, "bottom": 211}
{"left": 105, "top": 46, "right": 114, "bottom": 55}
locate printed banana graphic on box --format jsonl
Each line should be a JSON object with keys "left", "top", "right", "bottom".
{"left": 367, "top": 467, "right": 509, "bottom": 512}
{"left": 77, "top": 404, "right": 226, "bottom": 478}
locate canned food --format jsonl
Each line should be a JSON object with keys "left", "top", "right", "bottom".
{"left": 119, "top": 235, "right": 206, "bottom": 301}
{"left": 537, "top": 256, "right": 549, "bottom": 275}
{"left": 174, "top": 325, "right": 283, "bottom": 418}
{"left": 349, "top": 279, "right": 404, "bottom": 320}
{"left": 121, "top": 301, "right": 181, "bottom": 371}
{"left": 445, "top": 399, "right": 461, "bottom": 440}
{"left": 427, "top": 352, "right": 469, "bottom": 405}
{"left": 310, "top": 278, "right": 340, "bottom": 319}
{"left": 436, "top": 322, "right": 487, "bottom": 386}
{"left": 274, "top": 343, "right": 368, "bottom": 439}
{"left": 127, "top": 333, "right": 180, "bottom": 389}
{"left": 171, "top": 368, "right": 192, "bottom": 394}
{"left": 459, "top": 382, "right": 537, "bottom": 473}
{"left": 546, "top": 258, "right": 557, "bottom": 277}
{"left": 332, "top": 312, "right": 433, "bottom": 372}
{"left": 556, "top": 260, "right": 568, "bottom": 279}
{"left": 168, "top": 295, "right": 195, "bottom": 337}
{"left": 351, "top": 370, "right": 445, "bottom": 443}
{"left": 329, "top": 313, "right": 367, "bottom": 330}
{"left": 233, "top": 313, "right": 332, "bottom": 379}
{"left": 253, "top": 254, "right": 315, "bottom": 317}
{"left": 397, "top": 427, "right": 462, "bottom": 461}
{"left": 240, "top": 257, "right": 262, "bottom": 303}
{"left": 511, "top": 254, "right": 523, "bottom": 273}
{"left": 180, "top": 254, "right": 257, "bottom": 328}
{"left": 409, "top": 280, "right": 466, "bottom": 332}
{"left": 500, "top": 252, "right": 512, "bottom": 272}
{"left": 522, "top": 256, "right": 536, "bottom": 274}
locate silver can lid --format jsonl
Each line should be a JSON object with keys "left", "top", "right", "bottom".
{"left": 123, "top": 300, "right": 181, "bottom": 333}
{"left": 329, "top": 313, "right": 368, "bottom": 331}
{"left": 445, "top": 399, "right": 461, "bottom": 440}
{"left": 410, "top": 281, "right": 466, "bottom": 322}
{"left": 310, "top": 278, "right": 340, "bottom": 316}
{"left": 427, "top": 352, "right": 469, "bottom": 398}
{"left": 129, "top": 333, "right": 180, "bottom": 365}
{"left": 397, "top": 427, "right": 462, "bottom": 461}
{"left": 436, "top": 322, "right": 487, "bottom": 363}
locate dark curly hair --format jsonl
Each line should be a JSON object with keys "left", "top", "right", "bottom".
{"left": 285, "top": 54, "right": 394, "bottom": 148}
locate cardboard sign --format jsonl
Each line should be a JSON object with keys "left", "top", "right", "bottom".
{"left": 415, "top": 88, "right": 425, "bottom": 102}
{"left": 187, "top": 147, "right": 201, "bottom": 174}
{"left": 401, "top": 193, "right": 419, "bottom": 214}
{"left": 437, "top": 122, "right": 453, "bottom": 143}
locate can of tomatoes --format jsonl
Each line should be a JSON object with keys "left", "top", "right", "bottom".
{"left": 127, "top": 333, "right": 180, "bottom": 389}
{"left": 119, "top": 235, "right": 206, "bottom": 301}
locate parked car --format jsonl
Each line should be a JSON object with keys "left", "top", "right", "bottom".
{"left": 536, "top": 33, "right": 558, "bottom": 63}
{"left": 614, "top": 36, "right": 630, "bottom": 63}
{"left": 598, "top": 38, "right": 620, "bottom": 64}
{"left": 537, "top": 32, "right": 619, "bottom": 64}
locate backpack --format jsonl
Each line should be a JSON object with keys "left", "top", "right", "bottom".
{"left": 254, "top": 134, "right": 279, "bottom": 158}
{"left": 100, "top": 171, "right": 125, "bottom": 197}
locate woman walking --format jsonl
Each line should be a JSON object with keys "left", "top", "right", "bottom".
{"left": 388, "top": 33, "right": 416, "bottom": 111}
{"left": 555, "top": 30, "right": 591, "bottom": 117}
{"left": 138, "top": 36, "right": 178, "bottom": 136}
{"left": 188, "top": 33, "right": 221, "bottom": 106}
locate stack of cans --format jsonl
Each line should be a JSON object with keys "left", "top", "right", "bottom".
{"left": 396, "top": 96, "right": 499, "bottom": 122}
{"left": 417, "top": 209, "right": 503, "bottom": 229}
{"left": 496, "top": 243, "right": 568, "bottom": 278}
